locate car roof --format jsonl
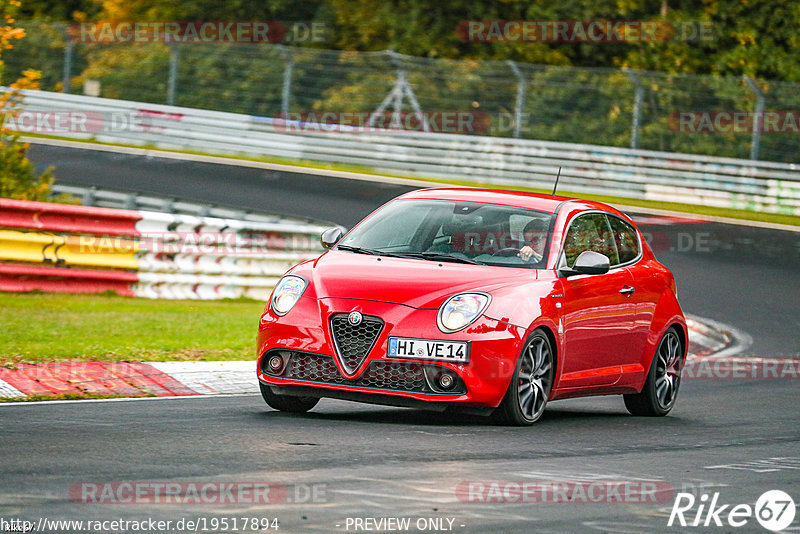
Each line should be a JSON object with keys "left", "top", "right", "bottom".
{"left": 398, "top": 187, "right": 621, "bottom": 216}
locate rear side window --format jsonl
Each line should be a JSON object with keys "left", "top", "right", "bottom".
{"left": 607, "top": 215, "right": 640, "bottom": 265}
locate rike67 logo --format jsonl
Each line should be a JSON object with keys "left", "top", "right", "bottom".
{"left": 668, "top": 490, "right": 796, "bottom": 531}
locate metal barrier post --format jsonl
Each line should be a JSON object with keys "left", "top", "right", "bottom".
{"left": 624, "top": 68, "right": 643, "bottom": 150}
{"left": 506, "top": 60, "right": 526, "bottom": 139}
{"left": 60, "top": 24, "right": 73, "bottom": 94}
{"left": 279, "top": 46, "right": 293, "bottom": 118}
{"left": 744, "top": 76, "right": 765, "bottom": 161}
{"left": 167, "top": 44, "right": 179, "bottom": 106}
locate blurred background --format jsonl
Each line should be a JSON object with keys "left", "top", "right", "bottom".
{"left": 5, "top": 0, "right": 800, "bottom": 163}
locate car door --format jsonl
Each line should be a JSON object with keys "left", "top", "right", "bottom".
{"left": 556, "top": 212, "right": 637, "bottom": 387}
{"left": 606, "top": 214, "right": 649, "bottom": 370}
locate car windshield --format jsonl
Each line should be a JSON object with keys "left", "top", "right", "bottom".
{"left": 337, "top": 198, "right": 554, "bottom": 268}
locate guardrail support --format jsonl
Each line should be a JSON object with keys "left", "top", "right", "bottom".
{"left": 744, "top": 76, "right": 765, "bottom": 161}
{"left": 624, "top": 68, "right": 643, "bottom": 150}
{"left": 506, "top": 60, "right": 526, "bottom": 139}
{"left": 82, "top": 187, "right": 97, "bottom": 207}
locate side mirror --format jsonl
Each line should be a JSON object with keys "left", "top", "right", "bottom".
{"left": 561, "top": 251, "right": 610, "bottom": 276}
{"left": 320, "top": 227, "right": 344, "bottom": 249}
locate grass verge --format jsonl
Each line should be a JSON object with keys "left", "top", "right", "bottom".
{"left": 0, "top": 392, "right": 155, "bottom": 402}
{"left": 0, "top": 292, "right": 264, "bottom": 365}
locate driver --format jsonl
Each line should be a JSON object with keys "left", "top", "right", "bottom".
{"left": 517, "top": 219, "right": 547, "bottom": 262}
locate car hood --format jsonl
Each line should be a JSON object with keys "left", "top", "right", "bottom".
{"left": 296, "top": 250, "right": 539, "bottom": 309}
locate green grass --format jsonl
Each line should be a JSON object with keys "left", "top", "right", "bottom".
{"left": 26, "top": 133, "right": 800, "bottom": 228}
{"left": 0, "top": 392, "right": 155, "bottom": 402}
{"left": 0, "top": 292, "right": 265, "bottom": 364}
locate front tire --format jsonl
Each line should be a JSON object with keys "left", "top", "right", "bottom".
{"left": 495, "top": 330, "right": 555, "bottom": 426}
{"left": 624, "top": 327, "right": 683, "bottom": 416}
{"left": 260, "top": 383, "right": 319, "bottom": 413}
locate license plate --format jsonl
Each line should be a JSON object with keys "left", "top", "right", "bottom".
{"left": 387, "top": 337, "right": 469, "bottom": 363}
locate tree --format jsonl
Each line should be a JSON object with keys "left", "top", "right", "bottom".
{"left": 1, "top": 0, "right": 57, "bottom": 202}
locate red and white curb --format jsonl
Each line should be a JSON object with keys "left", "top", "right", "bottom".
{"left": 0, "top": 315, "right": 760, "bottom": 401}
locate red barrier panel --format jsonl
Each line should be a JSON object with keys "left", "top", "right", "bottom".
{"left": 0, "top": 263, "right": 137, "bottom": 296}
{"left": 0, "top": 198, "right": 141, "bottom": 236}
{"left": 0, "top": 362, "right": 201, "bottom": 398}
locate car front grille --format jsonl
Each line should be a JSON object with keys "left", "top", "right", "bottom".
{"left": 329, "top": 313, "right": 384, "bottom": 375}
{"left": 261, "top": 350, "right": 466, "bottom": 395}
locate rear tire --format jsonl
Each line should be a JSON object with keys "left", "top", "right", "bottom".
{"left": 495, "top": 330, "right": 554, "bottom": 426}
{"left": 259, "top": 383, "right": 319, "bottom": 413}
{"left": 624, "top": 327, "right": 683, "bottom": 416}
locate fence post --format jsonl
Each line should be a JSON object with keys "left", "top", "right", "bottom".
{"left": 279, "top": 46, "right": 293, "bottom": 117}
{"left": 167, "top": 43, "right": 179, "bottom": 106}
{"left": 506, "top": 60, "right": 526, "bottom": 139}
{"left": 60, "top": 24, "right": 73, "bottom": 94}
{"left": 743, "top": 76, "right": 764, "bottom": 161}
{"left": 623, "top": 68, "right": 643, "bottom": 149}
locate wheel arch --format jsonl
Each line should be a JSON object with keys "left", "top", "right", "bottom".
{"left": 536, "top": 324, "right": 559, "bottom": 380}
{"left": 496, "top": 323, "right": 559, "bottom": 407}
{"left": 520, "top": 323, "right": 559, "bottom": 391}
{"left": 669, "top": 321, "right": 688, "bottom": 360}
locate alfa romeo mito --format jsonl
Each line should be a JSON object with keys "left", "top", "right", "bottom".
{"left": 256, "top": 188, "right": 686, "bottom": 425}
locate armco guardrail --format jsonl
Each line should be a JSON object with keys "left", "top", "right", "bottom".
{"left": 48, "top": 184, "right": 326, "bottom": 227}
{"left": 0, "top": 198, "right": 327, "bottom": 299}
{"left": 9, "top": 89, "right": 800, "bottom": 216}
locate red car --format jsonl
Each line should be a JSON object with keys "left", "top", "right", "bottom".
{"left": 256, "top": 188, "right": 686, "bottom": 425}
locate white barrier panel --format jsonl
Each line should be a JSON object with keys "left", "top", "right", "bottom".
{"left": 132, "top": 209, "right": 324, "bottom": 299}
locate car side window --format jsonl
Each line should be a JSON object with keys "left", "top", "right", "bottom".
{"left": 562, "top": 213, "right": 621, "bottom": 267}
{"left": 608, "top": 215, "right": 640, "bottom": 265}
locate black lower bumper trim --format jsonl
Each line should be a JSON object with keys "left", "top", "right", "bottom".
{"left": 266, "top": 383, "right": 493, "bottom": 415}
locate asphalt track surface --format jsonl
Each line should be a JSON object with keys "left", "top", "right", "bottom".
{"left": 2, "top": 143, "right": 798, "bottom": 533}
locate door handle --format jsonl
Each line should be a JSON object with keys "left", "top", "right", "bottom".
{"left": 619, "top": 286, "right": 635, "bottom": 296}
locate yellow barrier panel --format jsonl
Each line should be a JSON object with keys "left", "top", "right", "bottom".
{"left": 0, "top": 231, "right": 139, "bottom": 269}
{"left": 0, "top": 230, "right": 55, "bottom": 264}
{"left": 60, "top": 235, "right": 139, "bottom": 269}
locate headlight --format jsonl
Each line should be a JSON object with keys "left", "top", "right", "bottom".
{"left": 437, "top": 293, "right": 490, "bottom": 333}
{"left": 270, "top": 275, "right": 308, "bottom": 316}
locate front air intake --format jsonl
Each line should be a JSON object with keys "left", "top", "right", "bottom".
{"left": 329, "top": 313, "right": 384, "bottom": 376}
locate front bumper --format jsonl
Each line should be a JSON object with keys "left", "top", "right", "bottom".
{"left": 256, "top": 296, "right": 527, "bottom": 408}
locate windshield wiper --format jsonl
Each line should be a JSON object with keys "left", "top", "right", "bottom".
{"left": 419, "top": 252, "right": 482, "bottom": 264}
{"left": 338, "top": 247, "right": 482, "bottom": 265}
{"left": 410, "top": 252, "right": 483, "bottom": 265}
{"left": 336, "top": 245, "right": 380, "bottom": 255}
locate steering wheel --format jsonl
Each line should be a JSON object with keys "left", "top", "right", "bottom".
{"left": 491, "top": 247, "right": 522, "bottom": 257}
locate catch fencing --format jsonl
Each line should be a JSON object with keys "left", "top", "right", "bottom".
{"left": 5, "top": 24, "right": 800, "bottom": 162}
